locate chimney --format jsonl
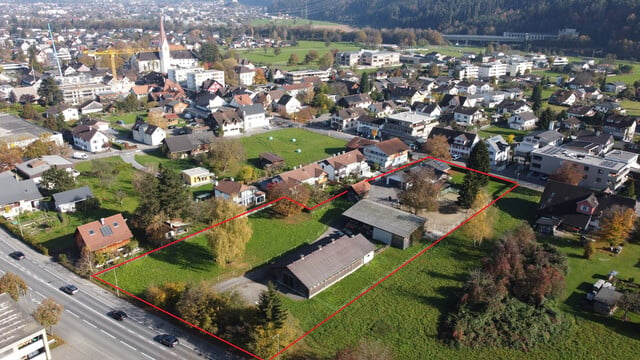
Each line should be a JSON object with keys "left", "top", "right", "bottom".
{"left": 318, "top": 245, "right": 323, "bottom": 251}
{"left": 100, "top": 218, "right": 105, "bottom": 225}
{"left": 331, "top": 238, "right": 336, "bottom": 244}
{"left": 300, "top": 254, "right": 305, "bottom": 260}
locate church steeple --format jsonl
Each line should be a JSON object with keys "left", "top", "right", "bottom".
{"left": 159, "top": 14, "right": 171, "bottom": 74}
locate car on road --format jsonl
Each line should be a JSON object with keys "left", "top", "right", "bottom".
{"left": 156, "top": 334, "right": 179, "bottom": 348}
{"left": 61, "top": 284, "right": 79, "bottom": 295}
{"left": 9, "top": 251, "right": 25, "bottom": 260}
{"left": 72, "top": 152, "right": 89, "bottom": 160}
{"left": 108, "top": 310, "right": 128, "bottom": 321}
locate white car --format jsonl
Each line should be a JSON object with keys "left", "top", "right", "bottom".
{"left": 451, "top": 154, "right": 462, "bottom": 160}
{"left": 72, "top": 152, "right": 89, "bottom": 160}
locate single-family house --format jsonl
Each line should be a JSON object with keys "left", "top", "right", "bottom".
{"left": 342, "top": 199, "right": 426, "bottom": 250}
{"left": 52, "top": 186, "right": 94, "bottom": 213}
{"left": 428, "top": 128, "right": 480, "bottom": 159}
{"left": 330, "top": 108, "right": 367, "bottom": 131}
{"left": 356, "top": 115, "right": 385, "bottom": 139}
{"left": 345, "top": 137, "right": 377, "bottom": 151}
{"left": 337, "top": 93, "right": 372, "bottom": 109}
{"left": 45, "top": 105, "right": 79, "bottom": 122}
{"left": 368, "top": 101, "right": 396, "bottom": 117}
{"left": 163, "top": 132, "right": 216, "bottom": 159}
{"left": 514, "top": 130, "right": 564, "bottom": 160}
{"left": 0, "top": 172, "right": 43, "bottom": 218}
{"left": 453, "top": 106, "right": 484, "bottom": 125}
{"left": 79, "top": 100, "right": 103, "bottom": 115}
{"left": 549, "top": 90, "right": 578, "bottom": 106}
{"left": 14, "top": 155, "right": 74, "bottom": 185}
{"left": 181, "top": 167, "right": 215, "bottom": 187}
{"left": 131, "top": 121, "right": 166, "bottom": 146}
{"left": 239, "top": 104, "right": 268, "bottom": 130}
{"left": 497, "top": 99, "right": 531, "bottom": 115}
{"left": 414, "top": 103, "right": 442, "bottom": 118}
{"left": 277, "top": 163, "right": 328, "bottom": 186}
{"left": 562, "top": 116, "right": 583, "bottom": 131}
{"left": 276, "top": 95, "right": 302, "bottom": 115}
{"left": 318, "top": 150, "right": 370, "bottom": 181}
{"left": 603, "top": 114, "right": 637, "bottom": 142}
{"left": 508, "top": 111, "right": 539, "bottom": 130}
{"left": 567, "top": 105, "right": 596, "bottom": 118}
{"left": 594, "top": 101, "right": 625, "bottom": 115}
{"left": 229, "top": 94, "right": 254, "bottom": 109}
{"left": 486, "top": 135, "right": 510, "bottom": 168}
{"left": 362, "top": 138, "right": 410, "bottom": 171}
{"left": 75, "top": 213, "right": 133, "bottom": 254}
{"left": 71, "top": 125, "right": 110, "bottom": 153}
{"left": 277, "top": 234, "right": 375, "bottom": 299}
{"left": 214, "top": 180, "right": 266, "bottom": 207}
{"left": 212, "top": 109, "right": 244, "bottom": 136}
{"left": 605, "top": 82, "right": 627, "bottom": 94}
{"left": 535, "top": 180, "right": 635, "bottom": 234}
{"left": 575, "top": 130, "right": 615, "bottom": 155}
{"left": 281, "top": 83, "right": 314, "bottom": 99}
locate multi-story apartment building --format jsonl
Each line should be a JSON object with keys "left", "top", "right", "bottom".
{"left": 284, "top": 69, "right": 331, "bottom": 84}
{"left": 530, "top": 145, "right": 638, "bottom": 191}
{"left": 382, "top": 111, "right": 439, "bottom": 143}
{"left": 478, "top": 62, "right": 507, "bottom": 78}
{"left": 185, "top": 69, "right": 225, "bottom": 91}
{"left": 360, "top": 51, "right": 401, "bottom": 67}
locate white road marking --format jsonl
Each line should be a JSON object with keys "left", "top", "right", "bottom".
{"left": 34, "top": 290, "right": 45, "bottom": 299}
{"left": 100, "top": 329, "right": 116, "bottom": 339}
{"left": 82, "top": 319, "right": 97, "bottom": 328}
{"left": 120, "top": 341, "right": 136, "bottom": 351}
{"left": 66, "top": 309, "right": 80, "bottom": 318}
{"left": 141, "top": 352, "right": 155, "bottom": 360}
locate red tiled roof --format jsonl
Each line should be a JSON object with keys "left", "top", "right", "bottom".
{"left": 76, "top": 214, "right": 132, "bottom": 252}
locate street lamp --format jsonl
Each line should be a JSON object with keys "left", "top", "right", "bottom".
{"left": 113, "top": 266, "right": 120, "bottom": 298}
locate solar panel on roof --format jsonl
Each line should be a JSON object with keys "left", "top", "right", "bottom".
{"left": 100, "top": 225, "right": 113, "bottom": 236}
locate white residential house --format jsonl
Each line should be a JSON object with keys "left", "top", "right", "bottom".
{"left": 79, "top": 100, "right": 103, "bottom": 115}
{"left": 453, "top": 106, "right": 484, "bottom": 125}
{"left": 45, "top": 105, "right": 79, "bottom": 122}
{"left": 236, "top": 66, "right": 256, "bottom": 86}
{"left": 71, "top": 125, "right": 110, "bottom": 152}
{"left": 318, "top": 150, "right": 371, "bottom": 181}
{"left": 52, "top": 186, "right": 94, "bottom": 213}
{"left": 509, "top": 111, "right": 539, "bottom": 130}
{"left": 0, "top": 172, "right": 43, "bottom": 218}
{"left": 214, "top": 180, "right": 266, "bottom": 207}
{"left": 363, "top": 138, "right": 410, "bottom": 171}
{"left": 486, "top": 135, "right": 510, "bottom": 168}
{"left": 131, "top": 121, "right": 166, "bottom": 146}
{"left": 239, "top": 104, "right": 268, "bottom": 130}
{"left": 276, "top": 95, "right": 302, "bottom": 115}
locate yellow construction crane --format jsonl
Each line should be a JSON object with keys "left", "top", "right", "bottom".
{"left": 82, "top": 48, "right": 159, "bottom": 79}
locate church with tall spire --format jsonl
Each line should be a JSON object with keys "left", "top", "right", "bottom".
{"left": 159, "top": 15, "right": 171, "bottom": 74}
{"left": 131, "top": 14, "right": 199, "bottom": 74}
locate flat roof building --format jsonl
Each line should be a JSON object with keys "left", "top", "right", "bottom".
{"left": 0, "top": 293, "right": 52, "bottom": 360}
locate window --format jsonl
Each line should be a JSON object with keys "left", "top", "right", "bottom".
{"left": 580, "top": 205, "right": 590, "bottom": 212}
{"left": 595, "top": 177, "right": 602, "bottom": 183}
{"left": 113, "top": 222, "right": 119, "bottom": 228}
{"left": 598, "top": 169, "right": 603, "bottom": 174}
{"left": 584, "top": 166, "right": 590, "bottom": 171}
{"left": 88, "top": 230, "right": 95, "bottom": 236}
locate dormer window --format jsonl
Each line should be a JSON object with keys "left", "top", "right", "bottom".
{"left": 580, "top": 205, "right": 590, "bottom": 213}
{"left": 88, "top": 230, "right": 95, "bottom": 236}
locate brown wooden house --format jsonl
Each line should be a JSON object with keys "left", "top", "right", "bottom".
{"left": 75, "top": 213, "right": 133, "bottom": 254}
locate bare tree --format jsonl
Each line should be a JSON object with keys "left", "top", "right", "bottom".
{"left": 398, "top": 168, "right": 442, "bottom": 214}
{"left": 33, "top": 298, "right": 64, "bottom": 335}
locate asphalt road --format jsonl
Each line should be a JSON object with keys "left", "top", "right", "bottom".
{"left": 0, "top": 227, "right": 244, "bottom": 360}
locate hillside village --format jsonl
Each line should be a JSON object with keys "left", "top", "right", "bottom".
{"left": 2, "top": 3, "right": 640, "bottom": 360}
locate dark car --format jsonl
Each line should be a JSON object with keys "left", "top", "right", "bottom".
{"left": 60, "top": 285, "right": 78, "bottom": 295}
{"left": 108, "top": 310, "right": 128, "bottom": 321}
{"left": 156, "top": 334, "right": 179, "bottom": 348}
{"left": 9, "top": 251, "right": 25, "bottom": 260}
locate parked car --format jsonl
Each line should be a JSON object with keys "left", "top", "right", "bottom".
{"left": 72, "top": 152, "right": 89, "bottom": 160}
{"left": 115, "top": 120, "right": 125, "bottom": 126}
{"left": 61, "top": 284, "right": 78, "bottom": 295}
{"left": 108, "top": 310, "right": 128, "bottom": 321}
{"left": 9, "top": 251, "right": 25, "bottom": 260}
{"left": 452, "top": 154, "right": 462, "bottom": 161}
{"left": 156, "top": 334, "right": 179, "bottom": 348}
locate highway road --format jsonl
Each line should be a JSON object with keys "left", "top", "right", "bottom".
{"left": 0, "top": 227, "right": 245, "bottom": 360}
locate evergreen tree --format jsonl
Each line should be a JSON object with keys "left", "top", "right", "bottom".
{"left": 538, "top": 107, "right": 555, "bottom": 130}
{"left": 156, "top": 164, "right": 190, "bottom": 218}
{"left": 256, "top": 282, "right": 287, "bottom": 329}
{"left": 199, "top": 42, "right": 222, "bottom": 63}
{"left": 360, "top": 72, "right": 371, "bottom": 93}
{"left": 37, "top": 77, "right": 63, "bottom": 106}
{"left": 531, "top": 84, "right": 543, "bottom": 112}
{"left": 41, "top": 167, "right": 75, "bottom": 194}
{"left": 458, "top": 172, "right": 480, "bottom": 209}
{"left": 467, "top": 142, "right": 491, "bottom": 186}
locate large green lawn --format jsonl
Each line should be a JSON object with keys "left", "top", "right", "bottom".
{"left": 240, "top": 128, "right": 347, "bottom": 171}
{"left": 249, "top": 18, "right": 346, "bottom": 27}
{"left": 29, "top": 157, "right": 139, "bottom": 253}
{"left": 478, "top": 125, "right": 528, "bottom": 141}
{"left": 280, "top": 184, "right": 640, "bottom": 359}
{"left": 99, "top": 200, "right": 349, "bottom": 296}
{"left": 238, "top": 40, "right": 360, "bottom": 68}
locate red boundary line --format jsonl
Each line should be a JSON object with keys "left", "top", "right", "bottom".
{"left": 92, "top": 156, "right": 518, "bottom": 360}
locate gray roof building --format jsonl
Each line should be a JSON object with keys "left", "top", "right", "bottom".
{"left": 0, "top": 293, "right": 51, "bottom": 359}
{"left": 53, "top": 186, "right": 94, "bottom": 207}
{"left": 342, "top": 199, "right": 426, "bottom": 249}
{"left": 278, "top": 234, "right": 375, "bottom": 298}
{"left": 0, "top": 171, "right": 42, "bottom": 207}
{"left": 14, "top": 155, "right": 74, "bottom": 180}
{"left": 0, "top": 113, "right": 62, "bottom": 148}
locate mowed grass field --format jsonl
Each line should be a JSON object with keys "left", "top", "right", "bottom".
{"left": 99, "top": 200, "right": 348, "bottom": 296}
{"left": 282, "top": 184, "right": 640, "bottom": 359}
{"left": 238, "top": 40, "right": 360, "bottom": 67}
{"left": 241, "top": 128, "right": 347, "bottom": 170}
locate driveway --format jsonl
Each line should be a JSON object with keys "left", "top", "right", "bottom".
{"left": 120, "top": 150, "right": 151, "bottom": 172}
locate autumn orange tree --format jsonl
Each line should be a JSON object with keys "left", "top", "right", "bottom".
{"left": 398, "top": 167, "right": 442, "bottom": 214}
{"left": 549, "top": 161, "right": 584, "bottom": 185}
{"left": 423, "top": 134, "right": 451, "bottom": 161}
{"left": 267, "top": 181, "right": 311, "bottom": 217}
{"left": 461, "top": 190, "right": 495, "bottom": 247}
{"left": 598, "top": 205, "right": 636, "bottom": 245}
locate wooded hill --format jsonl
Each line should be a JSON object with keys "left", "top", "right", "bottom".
{"left": 262, "top": 0, "right": 640, "bottom": 58}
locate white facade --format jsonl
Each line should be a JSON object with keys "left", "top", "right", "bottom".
{"left": 360, "top": 51, "right": 401, "bottom": 67}
{"left": 478, "top": 62, "right": 507, "bottom": 78}
{"left": 486, "top": 135, "right": 510, "bottom": 167}
{"left": 186, "top": 69, "right": 225, "bottom": 91}
{"left": 363, "top": 145, "right": 409, "bottom": 171}
{"left": 73, "top": 130, "right": 110, "bottom": 153}
{"left": 509, "top": 111, "right": 538, "bottom": 130}
{"left": 508, "top": 61, "right": 533, "bottom": 76}
{"left": 132, "top": 123, "right": 166, "bottom": 145}
{"left": 459, "top": 64, "right": 479, "bottom": 79}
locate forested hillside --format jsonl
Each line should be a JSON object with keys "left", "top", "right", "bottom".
{"left": 260, "top": 0, "right": 640, "bottom": 57}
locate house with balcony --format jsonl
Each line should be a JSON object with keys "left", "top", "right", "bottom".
{"left": 486, "top": 135, "right": 510, "bottom": 168}
{"left": 318, "top": 150, "right": 370, "bottom": 181}
{"left": 214, "top": 180, "right": 266, "bottom": 207}
{"left": 330, "top": 108, "right": 367, "bottom": 131}
{"left": 132, "top": 120, "right": 166, "bottom": 146}
{"left": 428, "top": 128, "right": 480, "bottom": 160}
{"left": 71, "top": 125, "right": 110, "bottom": 153}
{"left": 508, "top": 111, "right": 538, "bottom": 130}
{"left": 382, "top": 111, "right": 439, "bottom": 143}
{"left": 603, "top": 114, "right": 637, "bottom": 142}
{"left": 529, "top": 146, "right": 637, "bottom": 191}
{"left": 514, "top": 130, "right": 564, "bottom": 161}
{"left": 453, "top": 106, "right": 484, "bottom": 126}
{"left": 362, "top": 138, "right": 410, "bottom": 171}
{"left": 0, "top": 172, "right": 43, "bottom": 218}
